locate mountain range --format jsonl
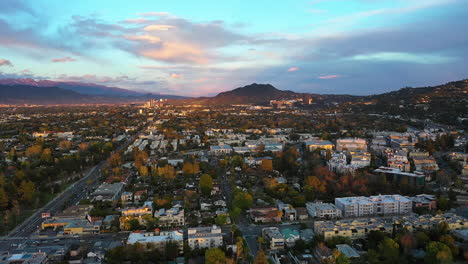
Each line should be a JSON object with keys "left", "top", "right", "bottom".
{"left": 0, "top": 78, "right": 466, "bottom": 107}
{"left": 0, "top": 79, "right": 185, "bottom": 104}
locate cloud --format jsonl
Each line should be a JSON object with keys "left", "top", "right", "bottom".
{"left": 170, "top": 73, "right": 183, "bottom": 78}
{"left": 51, "top": 56, "right": 77, "bottom": 63}
{"left": 318, "top": 74, "right": 341, "bottom": 79}
{"left": 287, "top": 67, "right": 299, "bottom": 72}
{"left": 0, "top": 59, "right": 13, "bottom": 67}
{"left": 123, "top": 35, "right": 161, "bottom": 44}
{"left": 143, "top": 24, "right": 175, "bottom": 31}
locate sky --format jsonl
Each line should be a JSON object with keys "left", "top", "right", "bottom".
{"left": 0, "top": 0, "right": 467, "bottom": 97}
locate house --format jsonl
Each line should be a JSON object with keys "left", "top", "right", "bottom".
{"left": 120, "top": 201, "right": 153, "bottom": 217}
{"left": 262, "top": 227, "right": 285, "bottom": 250}
{"left": 336, "top": 244, "right": 360, "bottom": 259}
{"left": 134, "top": 190, "right": 148, "bottom": 203}
{"left": 411, "top": 194, "right": 437, "bottom": 211}
{"left": 296, "top": 207, "right": 309, "bottom": 221}
{"left": 281, "top": 228, "right": 301, "bottom": 247}
{"left": 314, "top": 244, "right": 333, "bottom": 262}
{"left": 249, "top": 207, "right": 281, "bottom": 223}
{"left": 121, "top": 192, "right": 133, "bottom": 204}
{"left": 210, "top": 145, "right": 233, "bottom": 155}
{"left": 187, "top": 226, "right": 223, "bottom": 249}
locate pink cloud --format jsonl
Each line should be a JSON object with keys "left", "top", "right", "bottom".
{"left": 52, "top": 57, "right": 77, "bottom": 63}
{"left": 0, "top": 59, "right": 13, "bottom": 67}
{"left": 140, "top": 42, "right": 208, "bottom": 64}
{"left": 143, "top": 24, "right": 175, "bottom": 31}
{"left": 287, "top": 67, "right": 299, "bottom": 72}
{"left": 170, "top": 73, "right": 183, "bottom": 79}
{"left": 123, "top": 35, "right": 161, "bottom": 44}
{"left": 318, "top": 74, "right": 342, "bottom": 79}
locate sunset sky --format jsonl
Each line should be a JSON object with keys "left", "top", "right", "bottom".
{"left": 0, "top": 0, "right": 467, "bottom": 96}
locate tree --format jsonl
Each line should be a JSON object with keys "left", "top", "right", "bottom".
{"left": 233, "top": 191, "right": 253, "bottom": 211}
{"left": 415, "top": 231, "right": 430, "bottom": 248}
{"left": 0, "top": 188, "right": 8, "bottom": 209}
{"left": 439, "top": 235, "right": 459, "bottom": 257}
{"left": 255, "top": 249, "right": 268, "bottom": 264}
{"left": 333, "top": 249, "right": 350, "bottom": 264}
{"left": 108, "top": 153, "right": 122, "bottom": 167}
{"left": 304, "top": 176, "right": 326, "bottom": 193}
{"left": 200, "top": 174, "right": 214, "bottom": 196}
{"left": 25, "top": 145, "right": 42, "bottom": 159}
{"left": 261, "top": 159, "right": 273, "bottom": 171}
{"left": 205, "top": 248, "right": 226, "bottom": 264}
{"left": 425, "top": 241, "right": 452, "bottom": 264}
{"left": 18, "top": 180, "right": 35, "bottom": 203}
{"left": 215, "top": 215, "right": 227, "bottom": 226}
{"left": 59, "top": 140, "right": 72, "bottom": 150}
{"left": 378, "top": 237, "right": 400, "bottom": 264}
{"left": 40, "top": 148, "right": 52, "bottom": 163}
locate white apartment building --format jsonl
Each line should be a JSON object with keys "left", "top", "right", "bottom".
{"left": 187, "top": 225, "right": 223, "bottom": 249}
{"left": 336, "top": 138, "right": 367, "bottom": 152}
{"left": 306, "top": 202, "right": 342, "bottom": 219}
{"left": 154, "top": 206, "right": 185, "bottom": 227}
{"left": 127, "top": 230, "right": 183, "bottom": 252}
{"left": 335, "top": 195, "right": 412, "bottom": 217}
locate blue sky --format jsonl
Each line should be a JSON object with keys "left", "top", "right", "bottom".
{"left": 0, "top": 0, "right": 467, "bottom": 96}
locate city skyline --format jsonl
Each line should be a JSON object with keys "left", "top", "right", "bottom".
{"left": 0, "top": 0, "right": 467, "bottom": 96}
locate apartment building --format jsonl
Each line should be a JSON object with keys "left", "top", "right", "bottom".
{"left": 306, "top": 202, "right": 342, "bottom": 219}
{"left": 305, "top": 140, "right": 334, "bottom": 151}
{"left": 336, "top": 138, "right": 367, "bottom": 152}
{"left": 335, "top": 195, "right": 412, "bottom": 217}
{"left": 127, "top": 230, "right": 184, "bottom": 252}
{"left": 187, "top": 225, "right": 223, "bottom": 249}
{"left": 154, "top": 206, "right": 185, "bottom": 227}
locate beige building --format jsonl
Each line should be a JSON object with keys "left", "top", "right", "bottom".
{"left": 187, "top": 225, "right": 223, "bottom": 249}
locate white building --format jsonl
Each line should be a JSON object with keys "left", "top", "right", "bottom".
{"left": 127, "top": 231, "right": 183, "bottom": 252}
{"left": 336, "top": 138, "right": 367, "bottom": 152}
{"left": 187, "top": 225, "right": 223, "bottom": 249}
{"left": 306, "top": 202, "right": 342, "bottom": 219}
{"left": 154, "top": 206, "right": 185, "bottom": 227}
{"left": 335, "top": 195, "right": 412, "bottom": 217}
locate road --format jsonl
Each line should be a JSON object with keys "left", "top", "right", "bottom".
{"left": 6, "top": 136, "right": 136, "bottom": 239}
{"left": 7, "top": 162, "right": 105, "bottom": 238}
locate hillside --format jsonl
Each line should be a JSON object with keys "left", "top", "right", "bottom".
{"left": 342, "top": 79, "right": 468, "bottom": 126}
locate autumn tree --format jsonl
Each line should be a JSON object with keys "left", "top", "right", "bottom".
{"left": 304, "top": 176, "right": 326, "bottom": 193}
{"left": 18, "top": 180, "right": 35, "bottom": 203}
{"left": 255, "top": 249, "right": 268, "bottom": 264}
{"left": 261, "top": 159, "right": 273, "bottom": 171}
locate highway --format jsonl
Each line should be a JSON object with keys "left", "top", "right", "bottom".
{"left": 6, "top": 136, "right": 136, "bottom": 239}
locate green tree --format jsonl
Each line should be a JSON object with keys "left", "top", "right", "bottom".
{"left": 378, "top": 237, "right": 400, "bottom": 264}
{"left": 205, "top": 248, "right": 226, "bottom": 264}
{"left": 425, "top": 241, "right": 452, "bottom": 264}
{"left": 215, "top": 215, "right": 227, "bottom": 226}
{"left": 200, "top": 174, "right": 214, "bottom": 196}
{"left": 233, "top": 191, "right": 253, "bottom": 211}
